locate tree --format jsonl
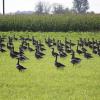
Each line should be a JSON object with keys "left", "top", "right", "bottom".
{"left": 3, "top": 0, "right": 5, "bottom": 15}
{"left": 43, "top": 2, "right": 51, "bottom": 14}
{"left": 73, "top": 0, "right": 89, "bottom": 13}
{"left": 35, "top": 1, "right": 51, "bottom": 14}
{"left": 52, "top": 3, "right": 65, "bottom": 14}
{"left": 35, "top": 1, "right": 44, "bottom": 14}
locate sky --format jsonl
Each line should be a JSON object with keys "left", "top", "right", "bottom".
{"left": 0, "top": 0, "right": 100, "bottom": 13}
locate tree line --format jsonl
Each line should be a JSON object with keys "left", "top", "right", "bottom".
{"left": 34, "top": 0, "right": 89, "bottom": 14}
{"left": 2, "top": 0, "right": 94, "bottom": 15}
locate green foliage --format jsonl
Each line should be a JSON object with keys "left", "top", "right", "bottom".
{"left": 0, "top": 14, "right": 100, "bottom": 32}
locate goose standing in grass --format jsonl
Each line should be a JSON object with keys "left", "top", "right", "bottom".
{"left": 55, "top": 54, "right": 65, "bottom": 68}
{"left": 0, "top": 45, "right": 6, "bottom": 52}
{"left": 71, "top": 51, "right": 81, "bottom": 66}
{"left": 16, "top": 58, "right": 27, "bottom": 71}
{"left": 52, "top": 48, "right": 58, "bottom": 57}
{"left": 83, "top": 51, "right": 93, "bottom": 59}
{"left": 76, "top": 45, "right": 83, "bottom": 55}
{"left": 35, "top": 48, "right": 43, "bottom": 59}
{"left": 65, "top": 44, "right": 73, "bottom": 53}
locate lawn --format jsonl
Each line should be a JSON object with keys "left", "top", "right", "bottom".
{"left": 0, "top": 32, "right": 100, "bottom": 100}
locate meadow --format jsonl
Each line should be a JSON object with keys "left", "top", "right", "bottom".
{"left": 0, "top": 32, "right": 100, "bottom": 100}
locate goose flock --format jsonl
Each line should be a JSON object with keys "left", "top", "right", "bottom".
{"left": 0, "top": 35, "right": 100, "bottom": 71}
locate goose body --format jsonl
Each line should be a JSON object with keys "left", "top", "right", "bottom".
{"left": 16, "top": 58, "right": 27, "bottom": 71}
{"left": 71, "top": 51, "right": 81, "bottom": 65}
{"left": 55, "top": 55, "right": 65, "bottom": 68}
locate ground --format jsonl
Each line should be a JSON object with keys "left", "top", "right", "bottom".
{"left": 0, "top": 32, "right": 100, "bottom": 100}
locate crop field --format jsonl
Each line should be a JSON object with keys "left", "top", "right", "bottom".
{"left": 0, "top": 14, "right": 100, "bottom": 32}
{"left": 0, "top": 32, "right": 100, "bottom": 100}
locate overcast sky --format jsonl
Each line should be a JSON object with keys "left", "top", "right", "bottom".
{"left": 0, "top": 0, "right": 100, "bottom": 13}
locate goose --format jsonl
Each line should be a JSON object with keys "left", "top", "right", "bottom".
{"left": 12, "top": 46, "right": 19, "bottom": 55}
{"left": 16, "top": 58, "right": 27, "bottom": 71}
{"left": 18, "top": 53, "right": 28, "bottom": 61}
{"left": 97, "top": 46, "right": 100, "bottom": 56}
{"left": 81, "top": 44, "right": 87, "bottom": 52}
{"left": 83, "top": 51, "right": 93, "bottom": 59}
{"left": 7, "top": 42, "right": 13, "bottom": 50}
{"left": 76, "top": 46, "right": 83, "bottom": 54}
{"left": 84, "top": 38, "right": 89, "bottom": 46}
{"left": 0, "top": 46, "right": 6, "bottom": 52}
{"left": 10, "top": 49, "right": 18, "bottom": 58}
{"left": 55, "top": 54, "right": 65, "bottom": 68}
{"left": 92, "top": 45, "right": 98, "bottom": 54}
{"left": 71, "top": 51, "right": 81, "bottom": 66}
{"left": 37, "top": 47, "right": 45, "bottom": 56}
{"left": 35, "top": 48, "right": 43, "bottom": 59}
{"left": 65, "top": 44, "right": 73, "bottom": 53}
{"left": 77, "top": 40, "right": 83, "bottom": 47}
{"left": 52, "top": 48, "right": 58, "bottom": 57}
{"left": 52, "top": 38, "right": 56, "bottom": 46}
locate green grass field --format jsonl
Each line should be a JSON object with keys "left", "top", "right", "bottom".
{"left": 0, "top": 32, "right": 100, "bottom": 100}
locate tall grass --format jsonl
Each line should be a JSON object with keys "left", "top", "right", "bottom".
{"left": 0, "top": 14, "right": 100, "bottom": 32}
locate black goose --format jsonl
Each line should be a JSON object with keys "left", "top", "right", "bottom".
{"left": 35, "top": 48, "right": 43, "bottom": 59}
{"left": 36, "top": 44, "right": 45, "bottom": 56}
{"left": 83, "top": 51, "right": 93, "bottom": 59}
{"left": 97, "top": 46, "right": 100, "bottom": 56}
{"left": 77, "top": 40, "right": 83, "bottom": 47}
{"left": 18, "top": 51, "right": 29, "bottom": 61}
{"left": 37, "top": 49, "right": 45, "bottom": 56}
{"left": 11, "top": 46, "right": 19, "bottom": 56}
{"left": 81, "top": 44, "right": 87, "bottom": 52}
{"left": 0, "top": 43, "right": 6, "bottom": 47}
{"left": 55, "top": 54, "right": 65, "bottom": 68}
{"left": 65, "top": 44, "right": 73, "bottom": 53}
{"left": 10, "top": 49, "right": 18, "bottom": 58}
{"left": 7, "top": 42, "right": 13, "bottom": 50}
{"left": 0, "top": 46, "right": 6, "bottom": 53}
{"left": 84, "top": 38, "right": 89, "bottom": 46}
{"left": 76, "top": 46, "right": 83, "bottom": 55}
{"left": 20, "top": 42, "right": 27, "bottom": 50}
{"left": 16, "top": 58, "right": 27, "bottom": 71}
{"left": 52, "top": 38, "right": 56, "bottom": 46}
{"left": 92, "top": 45, "right": 98, "bottom": 54}
{"left": 52, "top": 48, "right": 58, "bottom": 57}
{"left": 71, "top": 51, "right": 81, "bottom": 66}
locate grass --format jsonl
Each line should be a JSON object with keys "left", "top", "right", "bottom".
{"left": 0, "top": 32, "right": 100, "bottom": 100}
